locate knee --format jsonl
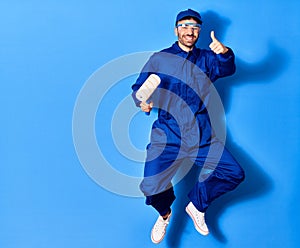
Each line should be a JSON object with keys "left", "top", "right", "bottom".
{"left": 139, "top": 179, "right": 154, "bottom": 196}
{"left": 222, "top": 162, "right": 245, "bottom": 185}
{"left": 235, "top": 165, "right": 245, "bottom": 184}
{"left": 139, "top": 178, "right": 170, "bottom": 197}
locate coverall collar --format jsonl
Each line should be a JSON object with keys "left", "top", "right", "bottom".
{"left": 171, "top": 42, "right": 199, "bottom": 58}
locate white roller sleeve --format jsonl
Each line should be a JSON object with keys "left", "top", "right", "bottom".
{"left": 135, "top": 74, "right": 161, "bottom": 102}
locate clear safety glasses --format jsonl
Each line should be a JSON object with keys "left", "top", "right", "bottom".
{"left": 176, "top": 22, "right": 201, "bottom": 31}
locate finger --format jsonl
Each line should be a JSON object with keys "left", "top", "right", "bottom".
{"left": 140, "top": 101, "right": 147, "bottom": 107}
{"left": 214, "top": 47, "right": 222, "bottom": 54}
{"left": 141, "top": 106, "right": 149, "bottom": 112}
{"left": 143, "top": 106, "right": 151, "bottom": 112}
{"left": 209, "top": 42, "right": 218, "bottom": 50}
{"left": 140, "top": 101, "right": 152, "bottom": 112}
{"left": 210, "top": 30, "right": 217, "bottom": 42}
{"left": 215, "top": 44, "right": 227, "bottom": 54}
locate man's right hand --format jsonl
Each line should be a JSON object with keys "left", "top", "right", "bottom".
{"left": 140, "top": 101, "right": 153, "bottom": 113}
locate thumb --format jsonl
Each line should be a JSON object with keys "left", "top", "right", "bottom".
{"left": 210, "top": 30, "right": 217, "bottom": 42}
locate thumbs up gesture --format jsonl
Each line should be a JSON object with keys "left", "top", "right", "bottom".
{"left": 209, "top": 31, "right": 229, "bottom": 54}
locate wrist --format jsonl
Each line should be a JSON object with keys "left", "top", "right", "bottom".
{"left": 222, "top": 47, "right": 229, "bottom": 54}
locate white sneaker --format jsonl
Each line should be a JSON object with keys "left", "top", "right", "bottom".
{"left": 185, "top": 202, "right": 209, "bottom": 236}
{"left": 151, "top": 212, "right": 172, "bottom": 244}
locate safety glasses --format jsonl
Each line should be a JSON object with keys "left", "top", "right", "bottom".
{"left": 176, "top": 22, "right": 201, "bottom": 31}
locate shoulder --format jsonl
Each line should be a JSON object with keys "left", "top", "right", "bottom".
{"left": 149, "top": 44, "right": 178, "bottom": 62}
{"left": 159, "top": 42, "right": 181, "bottom": 54}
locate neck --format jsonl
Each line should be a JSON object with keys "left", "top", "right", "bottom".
{"left": 177, "top": 42, "right": 194, "bottom": 52}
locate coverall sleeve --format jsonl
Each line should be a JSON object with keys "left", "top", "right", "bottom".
{"left": 207, "top": 47, "right": 236, "bottom": 82}
{"left": 131, "top": 55, "right": 157, "bottom": 107}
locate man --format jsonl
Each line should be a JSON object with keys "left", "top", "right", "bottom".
{"left": 131, "top": 9, "right": 245, "bottom": 244}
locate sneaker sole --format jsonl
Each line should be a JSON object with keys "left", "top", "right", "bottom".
{"left": 185, "top": 206, "right": 209, "bottom": 236}
{"left": 151, "top": 233, "right": 164, "bottom": 244}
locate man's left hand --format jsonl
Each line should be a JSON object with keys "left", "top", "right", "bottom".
{"left": 209, "top": 31, "right": 229, "bottom": 54}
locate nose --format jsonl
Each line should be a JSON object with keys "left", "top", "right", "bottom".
{"left": 185, "top": 27, "right": 194, "bottom": 35}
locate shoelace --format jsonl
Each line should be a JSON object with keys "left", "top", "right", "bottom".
{"left": 154, "top": 218, "right": 169, "bottom": 232}
{"left": 194, "top": 212, "right": 205, "bottom": 226}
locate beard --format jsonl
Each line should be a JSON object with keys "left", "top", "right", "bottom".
{"left": 178, "top": 34, "right": 199, "bottom": 49}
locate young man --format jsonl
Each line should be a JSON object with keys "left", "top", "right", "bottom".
{"left": 131, "top": 9, "right": 245, "bottom": 244}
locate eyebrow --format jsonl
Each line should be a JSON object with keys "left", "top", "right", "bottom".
{"left": 176, "top": 23, "right": 201, "bottom": 27}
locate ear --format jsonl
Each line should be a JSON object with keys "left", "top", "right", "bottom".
{"left": 174, "top": 27, "right": 178, "bottom": 36}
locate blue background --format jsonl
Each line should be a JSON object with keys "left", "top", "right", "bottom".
{"left": 1, "top": 0, "right": 300, "bottom": 247}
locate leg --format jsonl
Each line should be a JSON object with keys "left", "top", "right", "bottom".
{"left": 140, "top": 147, "right": 184, "bottom": 216}
{"left": 140, "top": 135, "right": 183, "bottom": 244}
{"left": 188, "top": 144, "right": 245, "bottom": 212}
{"left": 185, "top": 143, "right": 244, "bottom": 236}
{"left": 140, "top": 124, "right": 183, "bottom": 215}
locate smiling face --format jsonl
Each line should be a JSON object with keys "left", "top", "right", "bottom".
{"left": 175, "top": 18, "right": 200, "bottom": 52}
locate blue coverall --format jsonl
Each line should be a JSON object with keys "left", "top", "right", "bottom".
{"left": 131, "top": 42, "right": 245, "bottom": 216}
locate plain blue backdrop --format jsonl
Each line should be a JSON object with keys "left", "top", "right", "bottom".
{"left": 1, "top": 0, "right": 300, "bottom": 247}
